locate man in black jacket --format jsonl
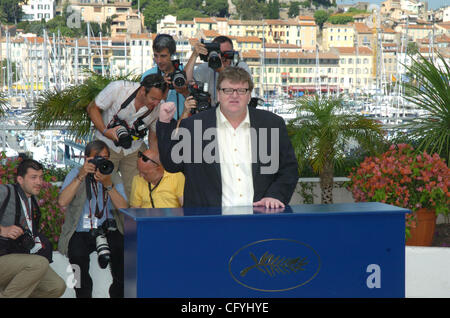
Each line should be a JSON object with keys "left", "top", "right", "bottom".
{"left": 0, "top": 159, "right": 66, "bottom": 298}
{"left": 156, "top": 66, "right": 298, "bottom": 211}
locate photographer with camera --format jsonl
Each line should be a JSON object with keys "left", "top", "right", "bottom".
{"left": 0, "top": 159, "right": 66, "bottom": 298}
{"left": 184, "top": 35, "right": 252, "bottom": 106}
{"left": 141, "top": 34, "right": 189, "bottom": 120}
{"left": 58, "top": 140, "right": 128, "bottom": 298}
{"left": 87, "top": 73, "right": 168, "bottom": 200}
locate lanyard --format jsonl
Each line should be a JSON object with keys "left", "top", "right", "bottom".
{"left": 18, "top": 197, "right": 33, "bottom": 235}
{"left": 148, "top": 177, "right": 162, "bottom": 208}
{"left": 88, "top": 181, "right": 109, "bottom": 229}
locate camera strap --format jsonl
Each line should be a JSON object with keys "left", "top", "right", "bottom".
{"left": 0, "top": 185, "right": 11, "bottom": 217}
{"left": 13, "top": 184, "right": 39, "bottom": 236}
{"left": 148, "top": 177, "right": 162, "bottom": 208}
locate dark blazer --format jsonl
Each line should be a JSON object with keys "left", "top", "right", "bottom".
{"left": 156, "top": 107, "right": 299, "bottom": 208}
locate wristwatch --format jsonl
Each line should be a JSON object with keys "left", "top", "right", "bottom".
{"left": 105, "top": 184, "right": 114, "bottom": 192}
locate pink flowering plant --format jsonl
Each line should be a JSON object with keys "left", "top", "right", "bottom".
{"left": 0, "top": 152, "right": 65, "bottom": 250}
{"left": 346, "top": 144, "right": 450, "bottom": 236}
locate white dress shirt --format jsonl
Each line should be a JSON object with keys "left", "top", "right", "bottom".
{"left": 216, "top": 107, "right": 254, "bottom": 214}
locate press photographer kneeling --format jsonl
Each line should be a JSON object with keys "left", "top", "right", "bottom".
{"left": 58, "top": 140, "right": 128, "bottom": 298}
{"left": 0, "top": 159, "right": 66, "bottom": 298}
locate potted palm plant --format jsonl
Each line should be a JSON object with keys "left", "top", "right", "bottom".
{"left": 287, "top": 95, "right": 385, "bottom": 204}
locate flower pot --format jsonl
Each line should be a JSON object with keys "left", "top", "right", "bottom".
{"left": 406, "top": 208, "right": 437, "bottom": 247}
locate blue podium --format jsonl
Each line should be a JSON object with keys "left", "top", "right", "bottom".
{"left": 120, "top": 203, "right": 409, "bottom": 298}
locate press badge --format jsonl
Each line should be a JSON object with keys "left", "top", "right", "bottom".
{"left": 83, "top": 215, "right": 98, "bottom": 229}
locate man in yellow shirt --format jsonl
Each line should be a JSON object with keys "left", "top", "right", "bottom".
{"left": 130, "top": 149, "right": 184, "bottom": 208}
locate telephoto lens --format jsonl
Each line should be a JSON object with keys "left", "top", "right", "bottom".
{"left": 115, "top": 126, "right": 132, "bottom": 149}
{"left": 95, "top": 234, "right": 111, "bottom": 269}
{"left": 208, "top": 51, "right": 222, "bottom": 70}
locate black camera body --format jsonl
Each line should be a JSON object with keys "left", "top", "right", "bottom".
{"left": 15, "top": 227, "right": 35, "bottom": 252}
{"left": 221, "top": 50, "right": 240, "bottom": 66}
{"left": 108, "top": 118, "right": 133, "bottom": 149}
{"left": 90, "top": 219, "right": 117, "bottom": 269}
{"left": 89, "top": 156, "right": 114, "bottom": 175}
{"left": 168, "top": 60, "right": 187, "bottom": 89}
{"left": 188, "top": 82, "right": 212, "bottom": 114}
{"left": 199, "top": 40, "right": 222, "bottom": 70}
{"left": 248, "top": 97, "right": 264, "bottom": 108}
{"left": 108, "top": 116, "right": 148, "bottom": 150}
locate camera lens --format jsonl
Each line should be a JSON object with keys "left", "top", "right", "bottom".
{"left": 116, "top": 126, "right": 132, "bottom": 149}
{"left": 173, "top": 73, "right": 186, "bottom": 88}
{"left": 98, "top": 159, "right": 114, "bottom": 175}
{"left": 95, "top": 234, "right": 111, "bottom": 269}
{"left": 208, "top": 51, "right": 222, "bottom": 70}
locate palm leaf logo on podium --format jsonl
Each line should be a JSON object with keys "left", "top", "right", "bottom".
{"left": 240, "top": 251, "right": 308, "bottom": 277}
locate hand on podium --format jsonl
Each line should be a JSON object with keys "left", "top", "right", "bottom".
{"left": 253, "top": 197, "right": 285, "bottom": 213}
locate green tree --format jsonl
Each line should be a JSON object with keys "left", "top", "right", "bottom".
{"left": 232, "top": 0, "right": 264, "bottom": 20}
{"left": 401, "top": 53, "right": 450, "bottom": 163}
{"left": 204, "top": 0, "right": 229, "bottom": 17}
{"left": 328, "top": 14, "right": 354, "bottom": 25}
{"left": 142, "top": 0, "right": 171, "bottom": 32}
{"left": 0, "top": 0, "right": 23, "bottom": 24}
{"left": 313, "top": 10, "right": 329, "bottom": 29}
{"left": 175, "top": 8, "right": 205, "bottom": 20}
{"left": 287, "top": 96, "right": 385, "bottom": 204}
{"left": 264, "top": 0, "right": 280, "bottom": 19}
{"left": 288, "top": 1, "right": 301, "bottom": 18}
{"left": 173, "top": 0, "right": 203, "bottom": 10}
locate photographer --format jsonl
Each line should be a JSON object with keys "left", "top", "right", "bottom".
{"left": 0, "top": 159, "right": 66, "bottom": 298}
{"left": 184, "top": 35, "right": 252, "bottom": 106}
{"left": 141, "top": 34, "right": 189, "bottom": 120}
{"left": 58, "top": 140, "right": 128, "bottom": 298}
{"left": 87, "top": 73, "right": 168, "bottom": 199}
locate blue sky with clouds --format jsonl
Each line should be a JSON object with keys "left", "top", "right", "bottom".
{"left": 336, "top": 0, "right": 449, "bottom": 10}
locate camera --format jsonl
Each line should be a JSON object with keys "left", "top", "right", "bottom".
{"left": 132, "top": 117, "right": 148, "bottom": 140}
{"left": 88, "top": 156, "right": 114, "bottom": 175}
{"left": 199, "top": 40, "right": 222, "bottom": 70}
{"left": 188, "top": 82, "right": 212, "bottom": 114}
{"left": 168, "top": 60, "right": 187, "bottom": 89}
{"left": 15, "top": 227, "right": 35, "bottom": 252}
{"left": 90, "top": 219, "right": 117, "bottom": 269}
{"left": 108, "top": 118, "right": 133, "bottom": 149}
{"left": 221, "top": 50, "right": 240, "bottom": 67}
{"left": 248, "top": 97, "right": 264, "bottom": 108}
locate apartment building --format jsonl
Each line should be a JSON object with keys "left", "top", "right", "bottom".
{"left": 156, "top": 15, "right": 317, "bottom": 49}
{"left": 21, "top": 0, "right": 56, "bottom": 22}
{"left": 67, "top": 0, "right": 133, "bottom": 24}
{"left": 322, "top": 23, "right": 355, "bottom": 50}
{"left": 394, "top": 23, "right": 432, "bottom": 42}
{"left": 332, "top": 46, "right": 374, "bottom": 94}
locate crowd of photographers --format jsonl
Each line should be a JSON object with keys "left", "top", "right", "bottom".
{"left": 0, "top": 33, "right": 297, "bottom": 298}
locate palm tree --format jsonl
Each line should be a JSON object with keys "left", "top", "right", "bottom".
{"left": 287, "top": 95, "right": 385, "bottom": 204}
{"left": 30, "top": 71, "right": 138, "bottom": 139}
{"left": 401, "top": 52, "right": 450, "bottom": 164}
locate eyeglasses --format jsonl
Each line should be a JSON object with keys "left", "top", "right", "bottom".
{"left": 219, "top": 88, "right": 250, "bottom": 95}
{"left": 138, "top": 151, "right": 159, "bottom": 165}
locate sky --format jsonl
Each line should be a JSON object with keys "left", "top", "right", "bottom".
{"left": 336, "top": 0, "right": 449, "bottom": 10}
